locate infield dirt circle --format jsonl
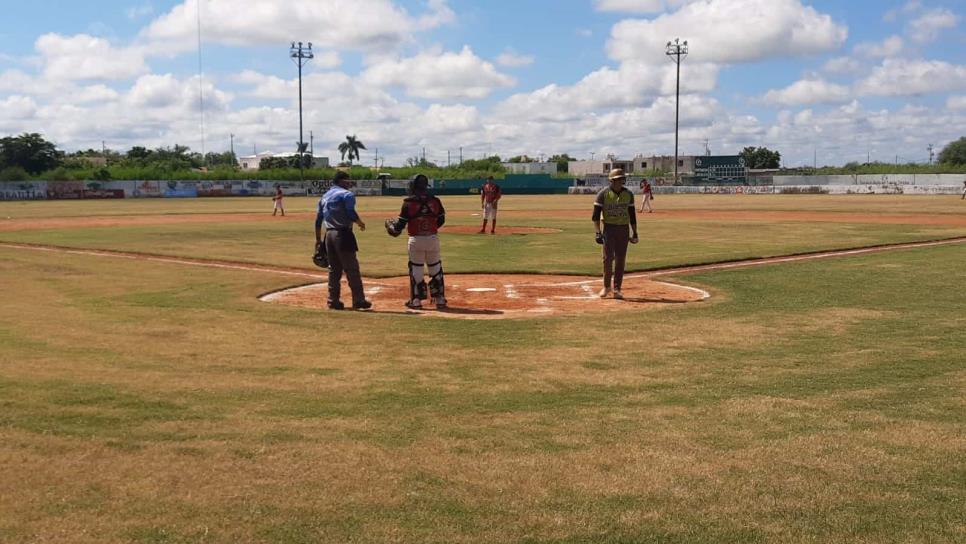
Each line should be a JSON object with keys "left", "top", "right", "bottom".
{"left": 261, "top": 273, "right": 709, "bottom": 319}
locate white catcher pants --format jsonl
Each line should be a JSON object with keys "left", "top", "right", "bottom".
{"left": 409, "top": 234, "right": 441, "bottom": 271}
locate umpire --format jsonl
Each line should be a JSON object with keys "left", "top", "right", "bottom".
{"left": 593, "top": 168, "right": 639, "bottom": 299}
{"left": 315, "top": 171, "right": 371, "bottom": 310}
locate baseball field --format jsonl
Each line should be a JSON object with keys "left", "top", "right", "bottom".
{"left": 1, "top": 194, "right": 964, "bottom": 543}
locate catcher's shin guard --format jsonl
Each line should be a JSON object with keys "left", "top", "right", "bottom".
{"left": 427, "top": 261, "right": 445, "bottom": 305}
{"left": 409, "top": 262, "right": 428, "bottom": 301}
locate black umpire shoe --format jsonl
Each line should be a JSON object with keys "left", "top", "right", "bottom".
{"left": 352, "top": 300, "right": 373, "bottom": 310}
{"left": 327, "top": 301, "right": 345, "bottom": 310}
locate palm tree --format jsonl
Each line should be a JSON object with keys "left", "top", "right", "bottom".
{"left": 338, "top": 135, "right": 366, "bottom": 165}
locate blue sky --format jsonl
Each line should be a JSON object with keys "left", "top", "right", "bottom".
{"left": 1, "top": 0, "right": 964, "bottom": 167}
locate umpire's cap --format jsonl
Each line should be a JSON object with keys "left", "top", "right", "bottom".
{"left": 608, "top": 168, "right": 626, "bottom": 181}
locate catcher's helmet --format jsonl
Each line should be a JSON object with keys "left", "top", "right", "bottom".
{"left": 408, "top": 173, "right": 429, "bottom": 195}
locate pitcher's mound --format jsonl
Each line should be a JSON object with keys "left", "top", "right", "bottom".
{"left": 261, "top": 273, "right": 709, "bottom": 319}
{"left": 443, "top": 226, "right": 560, "bottom": 235}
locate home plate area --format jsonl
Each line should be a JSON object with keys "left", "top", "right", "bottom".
{"left": 261, "top": 273, "right": 709, "bottom": 319}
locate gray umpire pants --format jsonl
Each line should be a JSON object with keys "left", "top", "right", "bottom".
{"left": 602, "top": 223, "right": 630, "bottom": 291}
{"left": 325, "top": 229, "right": 366, "bottom": 305}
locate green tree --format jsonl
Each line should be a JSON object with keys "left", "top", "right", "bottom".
{"left": 507, "top": 155, "right": 533, "bottom": 163}
{"left": 338, "top": 135, "right": 366, "bottom": 165}
{"left": 0, "top": 133, "right": 62, "bottom": 174}
{"left": 739, "top": 146, "right": 781, "bottom": 169}
{"left": 549, "top": 153, "right": 573, "bottom": 173}
{"left": 938, "top": 137, "right": 966, "bottom": 165}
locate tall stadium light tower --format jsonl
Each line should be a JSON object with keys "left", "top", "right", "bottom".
{"left": 666, "top": 38, "right": 688, "bottom": 184}
{"left": 290, "top": 41, "right": 314, "bottom": 182}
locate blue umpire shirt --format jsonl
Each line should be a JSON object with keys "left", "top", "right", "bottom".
{"left": 316, "top": 185, "right": 359, "bottom": 231}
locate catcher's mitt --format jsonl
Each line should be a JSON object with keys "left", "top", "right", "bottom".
{"left": 385, "top": 218, "right": 402, "bottom": 237}
{"left": 312, "top": 242, "right": 329, "bottom": 268}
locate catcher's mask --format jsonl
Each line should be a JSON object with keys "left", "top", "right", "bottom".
{"left": 408, "top": 174, "right": 429, "bottom": 195}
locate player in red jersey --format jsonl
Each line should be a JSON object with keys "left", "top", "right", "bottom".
{"left": 385, "top": 174, "right": 448, "bottom": 310}
{"left": 639, "top": 178, "right": 653, "bottom": 213}
{"left": 479, "top": 176, "right": 502, "bottom": 234}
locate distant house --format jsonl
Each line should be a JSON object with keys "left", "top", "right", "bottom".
{"left": 501, "top": 161, "right": 558, "bottom": 175}
{"left": 237, "top": 152, "right": 330, "bottom": 170}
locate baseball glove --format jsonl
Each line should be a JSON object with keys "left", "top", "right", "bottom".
{"left": 312, "top": 242, "right": 329, "bottom": 268}
{"left": 385, "top": 218, "right": 402, "bottom": 237}
{"left": 595, "top": 232, "right": 605, "bottom": 245}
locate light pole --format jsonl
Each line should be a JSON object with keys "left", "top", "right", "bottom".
{"left": 666, "top": 38, "right": 688, "bottom": 184}
{"left": 290, "top": 41, "right": 313, "bottom": 182}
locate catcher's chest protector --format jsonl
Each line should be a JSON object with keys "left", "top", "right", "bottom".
{"left": 405, "top": 196, "right": 442, "bottom": 236}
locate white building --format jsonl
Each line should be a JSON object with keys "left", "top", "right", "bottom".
{"left": 501, "top": 161, "right": 558, "bottom": 175}
{"left": 237, "top": 152, "right": 330, "bottom": 170}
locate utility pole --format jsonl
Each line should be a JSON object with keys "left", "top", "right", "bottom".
{"left": 289, "top": 41, "right": 314, "bottom": 182}
{"left": 374, "top": 148, "right": 379, "bottom": 169}
{"left": 590, "top": 151, "right": 595, "bottom": 161}
{"left": 666, "top": 38, "right": 688, "bottom": 184}
{"left": 230, "top": 133, "right": 234, "bottom": 158}
{"left": 459, "top": 146, "right": 463, "bottom": 165}
{"left": 310, "top": 130, "right": 314, "bottom": 155}
{"left": 927, "top": 144, "right": 934, "bottom": 164}
{"left": 704, "top": 138, "right": 710, "bottom": 156}
{"left": 101, "top": 140, "right": 106, "bottom": 157}
{"left": 447, "top": 150, "right": 451, "bottom": 167}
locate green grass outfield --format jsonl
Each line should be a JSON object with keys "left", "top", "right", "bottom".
{"left": 0, "top": 195, "right": 964, "bottom": 543}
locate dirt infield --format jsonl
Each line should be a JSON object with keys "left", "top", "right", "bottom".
{"left": 440, "top": 225, "right": 560, "bottom": 235}
{"left": 260, "top": 274, "right": 709, "bottom": 319}
{"left": 3, "top": 236, "right": 965, "bottom": 319}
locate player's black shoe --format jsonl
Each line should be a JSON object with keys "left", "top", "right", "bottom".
{"left": 352, "top": 300, "right": 372, "bottom": 310}
{"left": 328, "top": 301, "right": 345, "bottom": 310}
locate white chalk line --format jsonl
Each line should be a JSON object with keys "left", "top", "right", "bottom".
{"left": 5, "top": 237, "right": 963, "bottom": 305}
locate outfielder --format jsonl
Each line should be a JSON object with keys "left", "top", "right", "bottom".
{"left": 272, "top": 185, "right": 285, "bottom": 216}
{"left": 961, "top": 179, "right": 965, "bottom": 199}
{"left": 593, "top": 168, "right": 639, "bottom": 299}
{"left": 385, "top": 174, "right": 448, "bottom": 310}
{"left": 639, "top": 178, "right": 654, "bottom": 213}
{"left": 479, "top": 176, "right": 502, "bottom": 234}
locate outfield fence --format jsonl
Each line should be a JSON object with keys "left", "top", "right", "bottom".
{"left": 3, "top": 175, "right": 965, "bottom": 201}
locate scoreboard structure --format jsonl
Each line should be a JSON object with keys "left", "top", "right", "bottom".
{"left": 692, "top": 155, "right": 747, "bottom": 184}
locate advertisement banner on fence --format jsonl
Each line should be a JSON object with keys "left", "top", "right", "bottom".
{"left": 131, "top": 181, "right": 163, "bottom": 198}
{"left": 47, "top": 181, "right": 85, "bottom": 199}
{"left": 197, "top": 181, "right": 237, "bottom": 197}
{"left": 0, "top": 181, "right": 48, "bottom": 200}
{"left": 163, "top": 181, "right": 198, "bottom": 198}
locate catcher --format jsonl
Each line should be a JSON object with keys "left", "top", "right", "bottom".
{"left": 385, "top": 174, "right": 447, "bottom": 310}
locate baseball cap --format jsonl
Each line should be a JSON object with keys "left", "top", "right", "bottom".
{"left": 608, "top": 168, "right": 626, "bottom": 180}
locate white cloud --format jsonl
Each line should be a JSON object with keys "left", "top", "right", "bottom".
{"left": 763, "top": 78, "right": 851, "bottom": 105}
{"left": 142, "top": 0, "right": 454, "bottom": 54}
{"left": 126, "top": 3, "right": 155, "bottom": 21}
{"left": 0, "top": 95, "right": 37, "bottom": 120}
{"left": 856, "top": 58, "right": 966, "bottom": 97}
{"left": 496, "top": 50, "right": 535, "bottom": 67}
{"left": 594, "top": 0, "right": 663, "bottom": 13}
{"left": 854, "top": 36, "right": 904, "bottom": 58}
{"left": 593, "top": 0, "right": 701, "bottom": 13}
{"left": 0, "top": 70, "right": 36, "bottom": 93}
{"left": 823, "top": 56, "right": 862, "bottom": 75}
{"left": 495, "top": 61, "right": 718, "bottom": 122}
{"left": 907, "top": 8, "right": 958, "bottom": 43}
{"left": 361, "top": 46, "right": 515, "bottom": 99}
{"left": 36, "top": 33, "right": 148, "bottom": 81}
{"left": 948, "top": 95, "right": 966, "bottom": 110}
{"left": 576, "top": 28, "right": 593, "bottom": 38}
{"left": 883, "top": 1, "right": 923, "bottom": 23}
{"left": 607, "top": 0, "right": 847, "bottom": 65}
